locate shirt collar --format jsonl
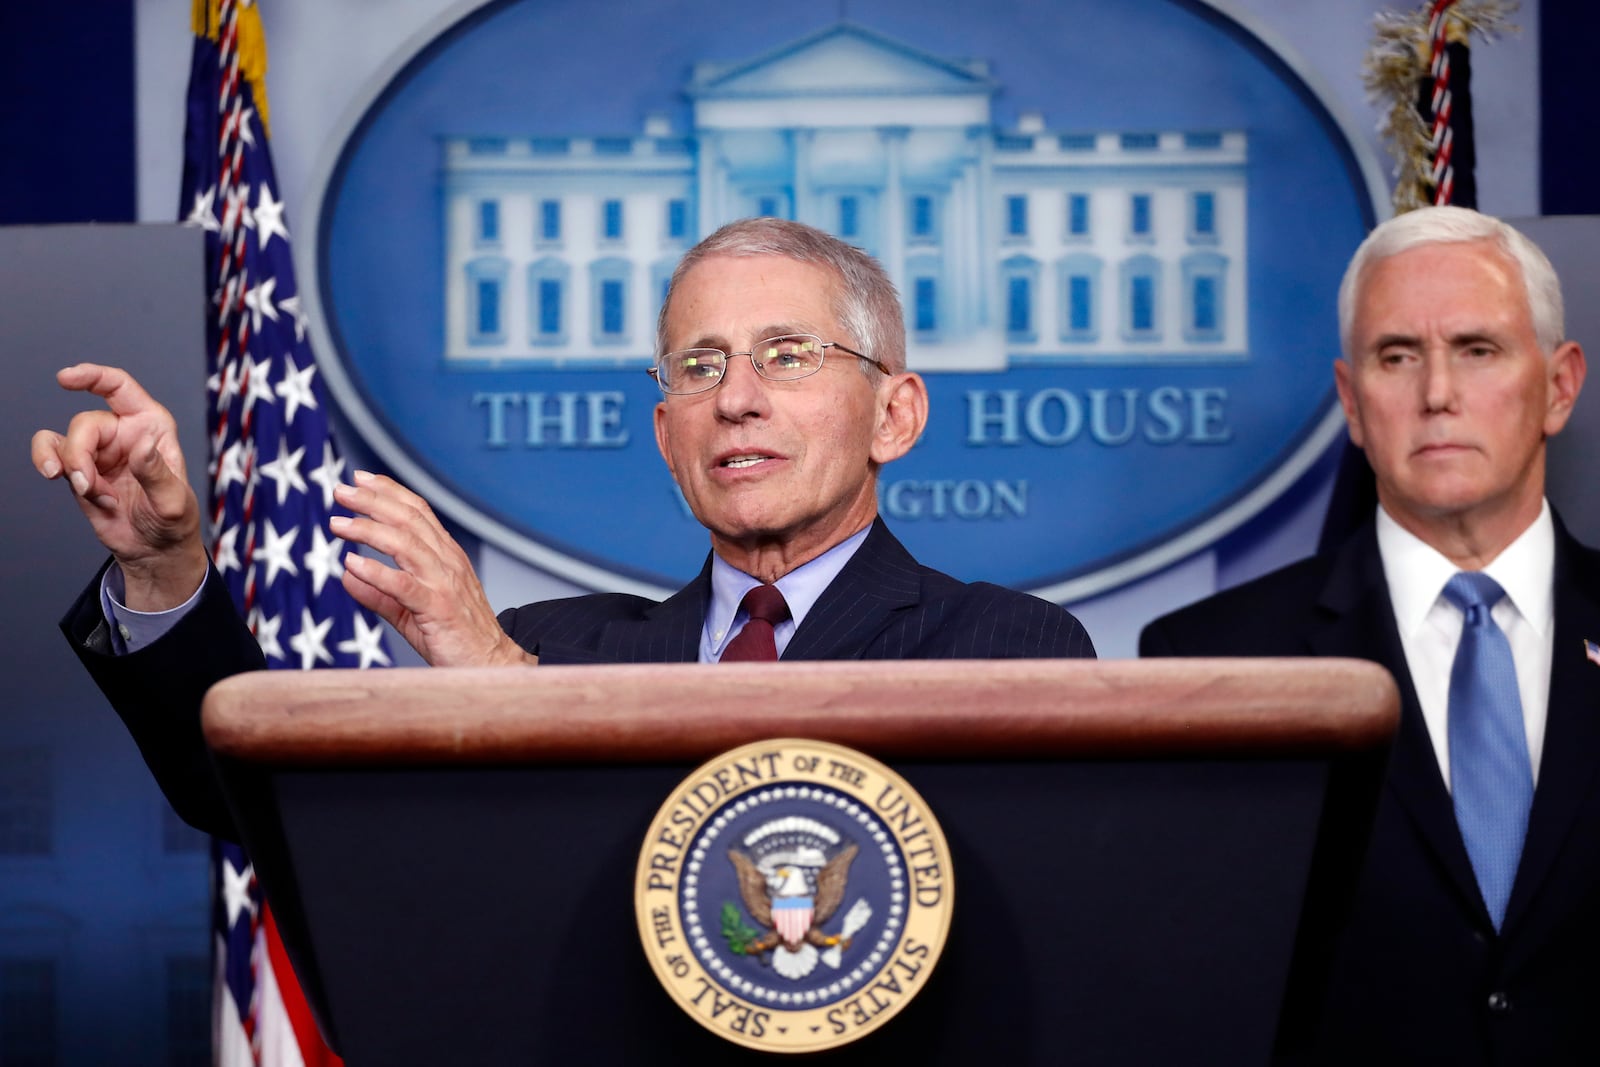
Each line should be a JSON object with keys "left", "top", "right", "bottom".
{"left": 1375, "top": 499, "right": 1554, "bottom": 638}
{"left": 705, "top": 524, "right": 873, "bottom": 657}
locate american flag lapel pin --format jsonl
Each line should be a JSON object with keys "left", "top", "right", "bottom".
{"left": 1586, "top": 639, "right": 1600, "bottom": 667}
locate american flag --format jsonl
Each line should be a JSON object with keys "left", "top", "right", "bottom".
{"left": 181, "top": 1, "right": 390, "bottom": 1063}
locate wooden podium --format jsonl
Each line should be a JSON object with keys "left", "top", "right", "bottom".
{"left": 202, "top": 658, "right": 1397, "bottom": 1065}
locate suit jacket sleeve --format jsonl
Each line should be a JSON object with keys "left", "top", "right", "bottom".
{"left": 59, "top": 561, "right": 265, "bottom": 840}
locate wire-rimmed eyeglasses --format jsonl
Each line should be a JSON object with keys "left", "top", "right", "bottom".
{"left": 648, "top": 333, "right": 892, "bottom": 395}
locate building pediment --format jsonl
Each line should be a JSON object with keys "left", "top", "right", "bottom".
{"left": 688, "top": 22, "right": 996, "bottom": 99}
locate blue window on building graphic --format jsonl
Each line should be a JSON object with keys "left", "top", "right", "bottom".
{"left": 591, "top": 257, "right": 630, "bottom": 343}
{"left": 602, "top": 199, "right": 624, "bottom": 240}
{"left": 666, "top": 199, "right": 688, "bottom": 239}
{"left": 477, "top": 279, "right": 500, "bottom": 336}
{"left": 601, "top": 280, "right": 624, "bottom": 335}
{"left": 477, "top": 200, "right": 499, "bottom": 242}
{"left": 1121, "top": 255, "right": 1161, "bottom": 341}
{"left": 1182, "top": 251, "right": 1227, "bottom": 342}
{"left": 1005, "top": 195, "right": 1028, "bottom": 238}
{"left": 840, "top": 196, "right": 859, "bottom": 238}
{"left": 1004, "top": 256, "right": 1040, "bottom": 340}
{"left": 1058, "top": 253, "right": 1101, "bottom": 341}
{"left": 1121, "top": 132, "right": 1159, "bottom": 150}
{"left": 1069, "top": 276, "right": 1092, "bottom": 332}
{"left": 1130, "top": 194, "right": 1152, "bottom": 238}
{"left": 540, "top": 200, "right": 561, "bottom": 241}
{"left": 466, "top": 256, "right": 508, "bottom": 345}
{"left": 1068, "top": 194, "right": 1090, "bottom": 238}
{"left": 914, "top": 277, "right": 937, "bottom": 332}
{"left": 1131, "top": 277, "right": 1154, "bottom": 332}
{"left": 1191, "top": 192, "right": 1216, "bottom": 239}
{"left": 539, "top": 280, "right": 562, "bottom": 335}
{"left": 530, "top": 257, "right": 569, "bottom": 344}
{"left": 1192, "top": 276, "right": 1217, "bottom": 332}
{"left": 757, "top": 196, "right": 780, "bottom": 218}
{"left": 1184, "top": 131, "right": 1224, "bottom": 149}
{"left": 910, "top": 195, "right": 935, "bottom": 239}
{"left": 1007, "top": 276, "right": 1031, "bottom": 334}
{"left": 1059, "top": 133, "right": 1096, "bottom": 151}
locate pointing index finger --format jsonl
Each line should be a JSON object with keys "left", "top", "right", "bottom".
{"left": 56, "top": 363, "right": 163, "bottom": 417}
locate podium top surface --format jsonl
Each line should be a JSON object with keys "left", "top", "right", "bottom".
{"left": 202, "top": 657, "right": 1398, "bottom": 766}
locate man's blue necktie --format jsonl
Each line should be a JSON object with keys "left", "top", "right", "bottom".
{"left": 1443, "top": 571, "right": 1534, "bottom": 931}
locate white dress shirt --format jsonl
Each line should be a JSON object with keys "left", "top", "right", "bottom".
{"left": 1376, "top": 500, "right": 1554, "bottom": 788}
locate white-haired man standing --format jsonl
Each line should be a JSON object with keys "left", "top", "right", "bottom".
{"left": 1142, "top": 206, "right": 1595, "bottom": 1064}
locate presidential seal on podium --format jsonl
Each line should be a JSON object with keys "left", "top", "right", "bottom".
{"left": 635, "top": 739, "right": 954, "bottom": 1052}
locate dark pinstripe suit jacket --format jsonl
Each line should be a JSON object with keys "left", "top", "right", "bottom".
{"left": 62, "top": 518, "right": 1093, "bottom": 839}
{"left": 505, "top": 519, "right": 1094, "bottom": 664}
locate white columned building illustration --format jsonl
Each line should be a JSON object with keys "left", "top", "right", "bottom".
{"left": 443, "top": 23, "right": 1248, "bottom": 371}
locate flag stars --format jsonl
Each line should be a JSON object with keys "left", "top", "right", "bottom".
{"left": 254, "top": 183, "right": 290, "bottom": 249}
{"left": 258, "top": 438, "right": 308, "bottom": 506}
{"left": 213, "top": 524, "right": 242, "bottom": 575}
{"left": 303, "top": 525, "right": 346, "bottom": 596}
{"left": 276, "top": 358, "right": 319, "bottom": 425}
{"left": 185, "top": 184, "right": 220, "bottom": 233}
{"left": 213, "top": 359, "right": 243, "bottom": 412}
{"left": 243, "top": 275, "right": 280, "bottom": 334}
{"left": 249, "top": 607, "right": 286, "bottom": 661}
{"left": 221, "top": 856, "right": 257, "bottom": 930}
{"left": 214, "top": 440, "right": 249, "bottom": 496}
{"left": 278, "top": 293, "right": 308, "bottom": 343}
{"left": 338, "top": 613, "right": 393, "bottom": 670}
{"left": 308, "top": 440, "right": 346, "bottom": 510}
{"left": 252, "top": 519, "right": 301, "bottom": 588}
{"left": 241, "top": 353, "right": 277, "bottom": 419}
{"left": 289, "top": 608, "right": 335, "bottom": 670}
{"left": 237, "top": 105, "right": 258, "bottom": 150}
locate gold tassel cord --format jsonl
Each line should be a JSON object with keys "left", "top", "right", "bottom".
{"left": 1362, "top": 0, "right": 1518, "bottom": 213}
{"left": 191, "top": 0, "right": 273, "bottom": 138}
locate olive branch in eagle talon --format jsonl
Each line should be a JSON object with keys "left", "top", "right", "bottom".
{"left": 721, "top": 902, "right": 760, "bottom": 955}
{"left": 727, "top": 841, "right": 860, "bottom": 957}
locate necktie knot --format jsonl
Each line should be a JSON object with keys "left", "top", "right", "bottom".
{"left": 1443, "top": 571, "right": 1506, "bottom": 623}
{"left": 741, "top": 584, "right": 791, "bottom": 627}
{"left": 719, "top": 584, "right": 790, "bottom": 662}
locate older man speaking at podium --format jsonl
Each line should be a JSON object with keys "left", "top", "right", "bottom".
{"left": 36, "top": 217, "right": 1094, "bottom": 839}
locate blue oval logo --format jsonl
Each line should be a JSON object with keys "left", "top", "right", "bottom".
{"left": 305, "top": 0, "right": 1381, "bottom": 599}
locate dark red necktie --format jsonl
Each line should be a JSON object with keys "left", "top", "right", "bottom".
{"left": 719, "top": 585, "right": 791, "bottom": 662}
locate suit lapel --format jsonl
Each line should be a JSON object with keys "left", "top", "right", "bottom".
{"left": 1309, "top": 524, "right": 1487, "bottom": 920}
{"left": 589, "top": 564, "right": 709, "bottom": 664}
{"left": 1501, "top": 526, "right": 1600, "bottom": 936}
{"left": 783, "top": 520, "right": 923, "bottom": 661}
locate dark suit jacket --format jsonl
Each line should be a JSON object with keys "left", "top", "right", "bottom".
{"left": 1140, "top": 518, "right": 1600, "bottom": 1066}
{"left": 63, "top": 518, "right": 1093, "bottom": 839}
